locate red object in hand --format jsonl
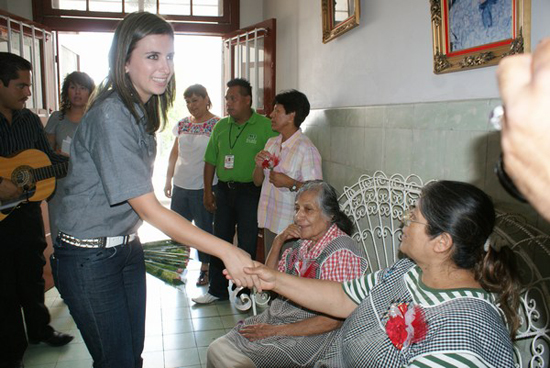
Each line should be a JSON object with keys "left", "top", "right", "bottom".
{"left": 262, "top": 153, "right": 280, "bottom": 170}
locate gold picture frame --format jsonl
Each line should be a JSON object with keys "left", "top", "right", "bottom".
{"left": 430, "top": 0, "right": 531, "bottom": 74}
{"left": 322, "top": 0, "right": 361, "bottom": 44}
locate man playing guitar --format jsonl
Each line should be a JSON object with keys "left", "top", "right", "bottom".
{"left": 0, "top": 52, "right": 73, "bottom": 368}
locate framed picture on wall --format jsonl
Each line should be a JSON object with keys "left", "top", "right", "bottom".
{"left": 430, "top": 0, "right": 531, "bottom": 74}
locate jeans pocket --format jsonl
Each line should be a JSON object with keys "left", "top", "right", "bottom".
{"left": 84, "top": 246, "right": 118, "bottom": 263}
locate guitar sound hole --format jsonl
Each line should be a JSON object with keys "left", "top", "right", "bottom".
{"left": 11, "top": 165, "right": 35, "bottom": 189}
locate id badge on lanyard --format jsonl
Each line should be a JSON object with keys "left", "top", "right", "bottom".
{"left": 224, "top": 154, "right": 235, "bottom": 169}
{"left": 226, "top": 121, "right": 248, "bottom": 170}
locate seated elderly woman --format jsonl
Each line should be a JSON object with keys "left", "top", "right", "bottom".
{"left": 245, "top": 181, "right": 521, "bottom": 367}
{"left": 207, "top": 180, "right": 369, "bottom": 367}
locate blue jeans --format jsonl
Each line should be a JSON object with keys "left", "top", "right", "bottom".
{"left": 170, "top": 185, "right": 214, "bottom": 263}
{"left": 51, "top": 237, "right": 146, "bottom": 368}
{"left": 208, "top": 181, "right": 260, "bottom": 299}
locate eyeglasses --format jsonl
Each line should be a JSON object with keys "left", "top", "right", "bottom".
{"left": 400, "top": 209, "right": 428, "bottom": 227}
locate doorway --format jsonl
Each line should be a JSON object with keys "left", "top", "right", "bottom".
{"left": 58, "top": 33, "right": 222, "bottom": 226}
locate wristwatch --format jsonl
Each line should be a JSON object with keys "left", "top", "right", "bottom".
{"left": 290, "top": 181, "right": 298, "bottom": 192}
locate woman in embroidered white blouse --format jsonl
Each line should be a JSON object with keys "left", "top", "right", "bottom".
{"left": 164, "top": 84, "right": 220, "bottom": 286}
{"left": 244, "top": 181, "right": 521, "bottom": 367}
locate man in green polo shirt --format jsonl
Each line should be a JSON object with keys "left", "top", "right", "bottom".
{"left": 193, "top": 78, "right": 278, "bottom": 304}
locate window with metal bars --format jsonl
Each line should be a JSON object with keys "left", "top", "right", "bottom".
{"left": 0, "top": 9, "right": 57, "bottom": 117}
{"left": 222, "top": 19, "right": 276, "bottom": 116}
{"left": 32, "top": 0, "right": 239, "bottom": 34}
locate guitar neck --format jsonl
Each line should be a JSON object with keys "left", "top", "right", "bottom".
{"left": 33, "top": 161, "right": 69, "bottom": 182}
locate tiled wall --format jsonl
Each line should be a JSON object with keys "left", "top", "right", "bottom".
{"left": 302, "top": 99, "right": 550, "bottom": 233}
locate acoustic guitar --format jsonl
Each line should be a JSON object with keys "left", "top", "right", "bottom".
{"left": 0, "top": 149, "right": 68, "bottom": 221}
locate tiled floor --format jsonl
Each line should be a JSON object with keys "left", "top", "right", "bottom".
{"left": 24, "top": 226, "right": 255, "bottom": 368}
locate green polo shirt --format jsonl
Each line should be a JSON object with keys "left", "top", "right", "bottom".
{"left": 204, "top": 110, "right": 277, "bottom": 183}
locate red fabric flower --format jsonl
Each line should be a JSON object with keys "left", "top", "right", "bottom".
{"left": 297, "top": 259, "right": 318, "bottom": 279}
{"left": 385, "top": 303, "right": 427, "bottom": 350}
{"left": 262, "top": 153, "right": 280, "bottom": 170}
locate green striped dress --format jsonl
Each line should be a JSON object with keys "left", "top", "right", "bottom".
{"left": 315, "top": 258, "right": 514, "bottom": 368}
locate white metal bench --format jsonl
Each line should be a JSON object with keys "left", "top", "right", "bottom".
{"left": 338, "top": 171, "right": 550, "bottom": 368}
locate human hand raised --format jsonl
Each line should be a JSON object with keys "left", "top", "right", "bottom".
{"left": 238, "top": 323, "right": 282, "bottom": 341}
{"left": 254, "top": 150, "right": 271, "bottom": 168}
{"left": 497, "top": 38, "right": 550, "bottom": 220}
{"left": 275, "top": 223, "right": 301, "bottom": 244}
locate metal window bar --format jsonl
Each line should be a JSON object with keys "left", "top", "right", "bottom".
{"left": 223, "top": 28, "right": 267, "bottom": 112}
{"left": 18, "top": 21, "right": 24, "bottom": 59}
{"left": 31, "top": 25, "right": 37, "bottom": 109}
{"left": 245, "top": 31, "right": 249, "bottom": 81}
{"left": 236, "top": 34, "right": 241, "bottom": 78}
{"left": 253, "top": 29, "right": 259, "bottom": 111}
{"left": 221, "top": 39, "right": 225, "bottom": 108}
{"left": 1, "top": 14, "right": 54, "bottom": 114}
{"left": 50, "top": 32, "right": 57, "bottom": 110}
{"left": 7, "top": 16, "right": 12, "bottom": 53}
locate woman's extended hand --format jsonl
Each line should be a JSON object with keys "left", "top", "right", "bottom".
{"left": 221, "top": 247, "right": 260, "bottom": 289}
{"left": 242, "top": 262, "right": 278, "bottom": 293}
{"left": 239, "top": 323, "right": 282, "bottom": 341}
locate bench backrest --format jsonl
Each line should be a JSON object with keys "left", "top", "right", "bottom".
{"left": 338, "top": 171, "right": 550, "bottom": 368}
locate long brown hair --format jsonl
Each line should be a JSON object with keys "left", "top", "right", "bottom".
{"left": 59, "top": 71, "right": 95, "bottom": 117}
{"left": 420, "top": 181, "right": 521, "bottom": 339}
{"left": 89, "top": 12, "right": 176, "bottom": 133}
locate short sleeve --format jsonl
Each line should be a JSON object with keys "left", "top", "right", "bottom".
{"left": 44, "top": 112, "right": 61, "bottom": 135}
{"left": 85, "top": 101, "right": 154, "bottom": 205}
{"left": 320, "top": 249, "right": 366, "bottom": 282}
{"left": 408, "top": 352, "right": 491, "bottom": 368}
{"left": 172, "top": 120, "right": 180, "bottom": 137}
{"left": 29, "top": 112, "right": 67, "bottom": 166}
{"left": 299, "top": 145, "right": 322, "bottom": 182}
{"left": 342, "top": 270, "right": 381, "bottom": 305}
{"left": 204, "top": 122, "right": 219, "bottom": 165}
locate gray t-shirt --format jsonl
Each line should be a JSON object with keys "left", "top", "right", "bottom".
{"left": 44, "top": 111, "right": 79, "bottom": 153}
{"left": 57, "top": 92, "right": 155, "bottom": 238}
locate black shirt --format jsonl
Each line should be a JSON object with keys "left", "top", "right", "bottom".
{"left": 0, "top": 108, "right": 67, "bottom": 165}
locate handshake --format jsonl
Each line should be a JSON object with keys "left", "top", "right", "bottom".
{"left": 223, "top": 260, "right": 278, "bottom": 293}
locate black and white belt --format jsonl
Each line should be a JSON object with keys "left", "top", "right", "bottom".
{"left": 59, "top": 232, "right": 137, "bottom": 248}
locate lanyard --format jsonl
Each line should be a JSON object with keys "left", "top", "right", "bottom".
{"left": 228, "top": 121, "right": 248, "bottom": 152}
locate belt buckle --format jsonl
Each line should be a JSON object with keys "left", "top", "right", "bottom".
{"left": 97, "top": 237, "right": 107, "bottom": 248}
{"left": 227, "top": 181, "right": 236, "bottom": 189}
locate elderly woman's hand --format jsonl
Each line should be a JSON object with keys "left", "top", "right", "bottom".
{"left": 268, "top": 171, "right": 293, "bottom": 189}
{"left": 276, "top": 223, "right": 301, "bottom": 243}
{"left": 238, "top": 323, "right": 282, "bottom": 341}
{"left": 254, "top": 150, "right": 271, "bottom": 168}
{"left": 242, "top": 262, "right": 278, "bottom": 293}
{"left": 221, "top": 248, "right": 259, "bottom": 289}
